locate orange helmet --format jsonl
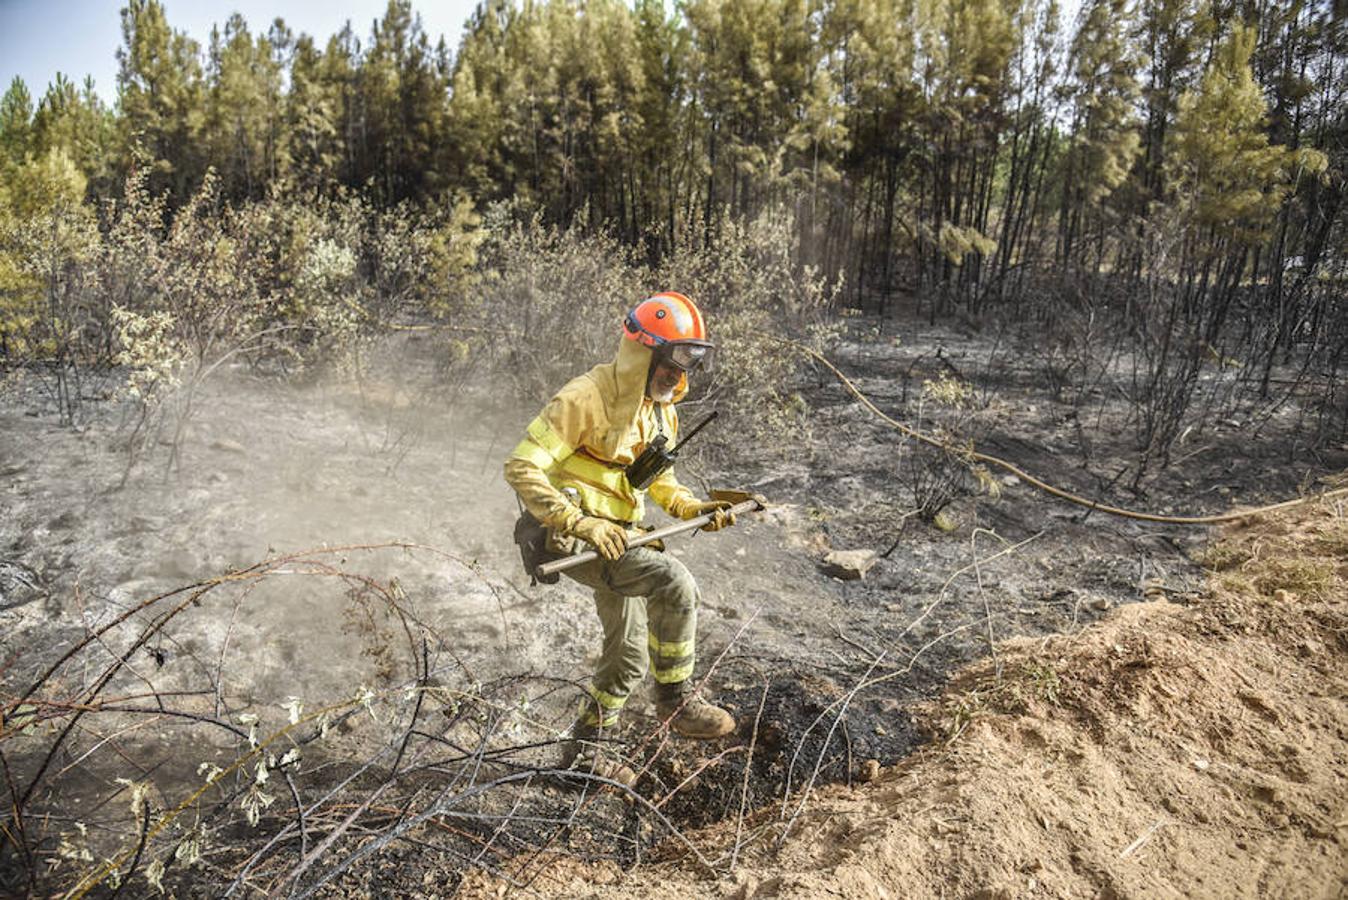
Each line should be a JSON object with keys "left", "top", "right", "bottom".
{"left": 623, "top": 291, "right": 714, "bottom": 370}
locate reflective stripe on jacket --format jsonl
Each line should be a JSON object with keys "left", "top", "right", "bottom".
{"left": 504, "top": 336, "right": 697, "bottom": 530}
{"left": 512, "top": 401, "right": 676, "bottom": 523}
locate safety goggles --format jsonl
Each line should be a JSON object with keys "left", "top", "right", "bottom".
{"left": 666, "top": 343, "right": 711, "bottom": 371}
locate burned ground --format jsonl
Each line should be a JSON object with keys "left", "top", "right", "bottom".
{"left": 1, "top": 314, "right": 1344, "bottom": 896}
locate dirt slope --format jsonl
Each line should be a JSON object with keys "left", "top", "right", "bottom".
{"left": 464, "top": 498, "right": 1348, "bottom": 899}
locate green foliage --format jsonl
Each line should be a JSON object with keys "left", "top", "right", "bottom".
{"left": 0, "top": 148, "right": 96, "bottom": 362}
{"left": 3, "top": 0, "right": 1345, "bottom": 452}
{"left": 204, "top": 14, "right": 287, "bottom": 200}
{"left": 940, "top": 659, "right": 1062, "bottom": 743}
{"left": 111, "top": 305, "right": 179, "bottom": 400}
{"left": 0, "top": 77, "right": 34, "bottom": 169}
{"left": 4, "top": 146, "right": 88, "bottom": 218}
{"left": 922, "top": 372, "right": 976, "bottom": 407}
{"left": 1063, "top": 0, "right": 1142, "bottom": 204}
{"left": 936, "top": 223, "right": 999, "bottom": 265}
{"left": 31, "top": 75, "right": 116, "bottom": 194}
{"left": 117, "top": 0, "right": 208, "bottom": 200}
{"left": 1166, "top": 24, "right": 1327, "bottom": 246}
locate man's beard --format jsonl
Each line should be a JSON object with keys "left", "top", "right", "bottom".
{"left": 649, "top": 383, "right": 675, "bottom": 403}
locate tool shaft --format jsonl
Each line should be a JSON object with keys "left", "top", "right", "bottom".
{"left": 535, "top": 498, "right": 761, "bottom": 578}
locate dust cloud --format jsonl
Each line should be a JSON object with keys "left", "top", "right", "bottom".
{"left": 2, "top": 358, "right": 557, "bottom": 714}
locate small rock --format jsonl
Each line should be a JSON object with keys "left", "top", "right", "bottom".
{"left": 47, "top": 511, "right": 79, "bottom": 530}
{"left": 859, "top": 759, "right": 881, "bottom": 782}
{"left": 129, "top": 515, "right": 164, "bottom": 534}
{"left": 821, "top": 548, "right": 878, "bottom": 581}
{"left": 1299, "top": 638, "right": 1323, "bottom": 657}
{"left": 1092, "top": 597, "right": 1113, "bottom": 611}
{"left": 211, "top": 438, "right": 248, "bottom": 455}
{"left": 1193, "top": 758, "right": 1210, "bottom": 771}
{"left": 1000, "top": 474, "right": 1020, "bottom": 487}
{"left": 1273, "top": 588, "right": 1294, "bottom": 603}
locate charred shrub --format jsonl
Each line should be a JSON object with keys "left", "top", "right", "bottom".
{"left": 470, "top": 209, "right": 644, "bottom": 401}
{"left": 897, "top": 374, "right": 999, "bottom": 527}
{"left": 656, "top": 207, "right": 843, "bottom": 448}
{"left": 96, "top": 169, "right": 482, "bottom": 475}
{"left": 467, "top": 205, "right": 842, "bottom": 461}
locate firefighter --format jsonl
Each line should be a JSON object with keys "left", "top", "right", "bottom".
{"left": 504, "top": 292, "right": 737, "bottom": 786}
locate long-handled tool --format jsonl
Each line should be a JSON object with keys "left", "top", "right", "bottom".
{"left": 535, "top": 494, "right": 764, "bottom": 579}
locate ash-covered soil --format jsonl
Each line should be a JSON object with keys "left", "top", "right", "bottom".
{"left": 2, "top": 314, "right": 1343, "bottom": 894}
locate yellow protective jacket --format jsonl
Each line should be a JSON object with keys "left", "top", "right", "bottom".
{"left": 504, "top": 337, "right": 700, "bottom": 531}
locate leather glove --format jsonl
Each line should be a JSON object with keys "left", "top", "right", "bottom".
{"left": 680, "top": 499, "right": 736, "bottom": 532}
{"left": 570, "top": 516, "right": 628, "bottom": 561}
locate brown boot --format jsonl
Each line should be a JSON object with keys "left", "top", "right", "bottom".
{"left": 656, "top": 688, "right": 736, "bottom": 739}
{"left": 560, "top": 716, "right": 637, "bottom": 788}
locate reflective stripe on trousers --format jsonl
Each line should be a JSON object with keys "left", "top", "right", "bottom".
{"left": 565, "top": 546, "right": 699, "bottom": 718}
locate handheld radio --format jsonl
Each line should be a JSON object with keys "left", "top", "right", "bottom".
{"left": 625, "top": 410, "right": 718, "bottom": 490}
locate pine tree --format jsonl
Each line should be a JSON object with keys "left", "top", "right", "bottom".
{"left": 203, "top": 13, "right": 287, "bottom": 200}
{"left": 0, "top": 78, "right": 34, "bottom": 170}
{"left": 631, "top": 0, "right": 691, "bottom": 252}
{"left": 1134, "top": 0, "right": 1209, "bottom": 202}
{"left": 286, "top": 34, "right": 343, "bottom": 196}
{"left": 445, "top": 0, "right": 525, "bottom": 203}
{"left": 357, "top": 0, "right": 449, "bottom": 203}
{"left": 825, "top": 0, "right": 920, "bottom": 306}
{"left": 32, "top": 75, "right": 116, "bottom": 195}
{"left": 320, "top": 24, "right": 362, "bottom": 188}
{"left": 1057, "top": 0, "right": 1143, "bottom": 271}
{"left": 117, "top": 0, "right": 208, "bottom": 201}
{"left": 1166, "top": 24, "right": 1325, "bottom": 247}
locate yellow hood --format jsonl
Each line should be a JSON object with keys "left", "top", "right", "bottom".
{"left": 583, "top": 336, "right": 687, "bottom": 458}
{"left": 504, "top": 334, "right": 698, "bottom": 531}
